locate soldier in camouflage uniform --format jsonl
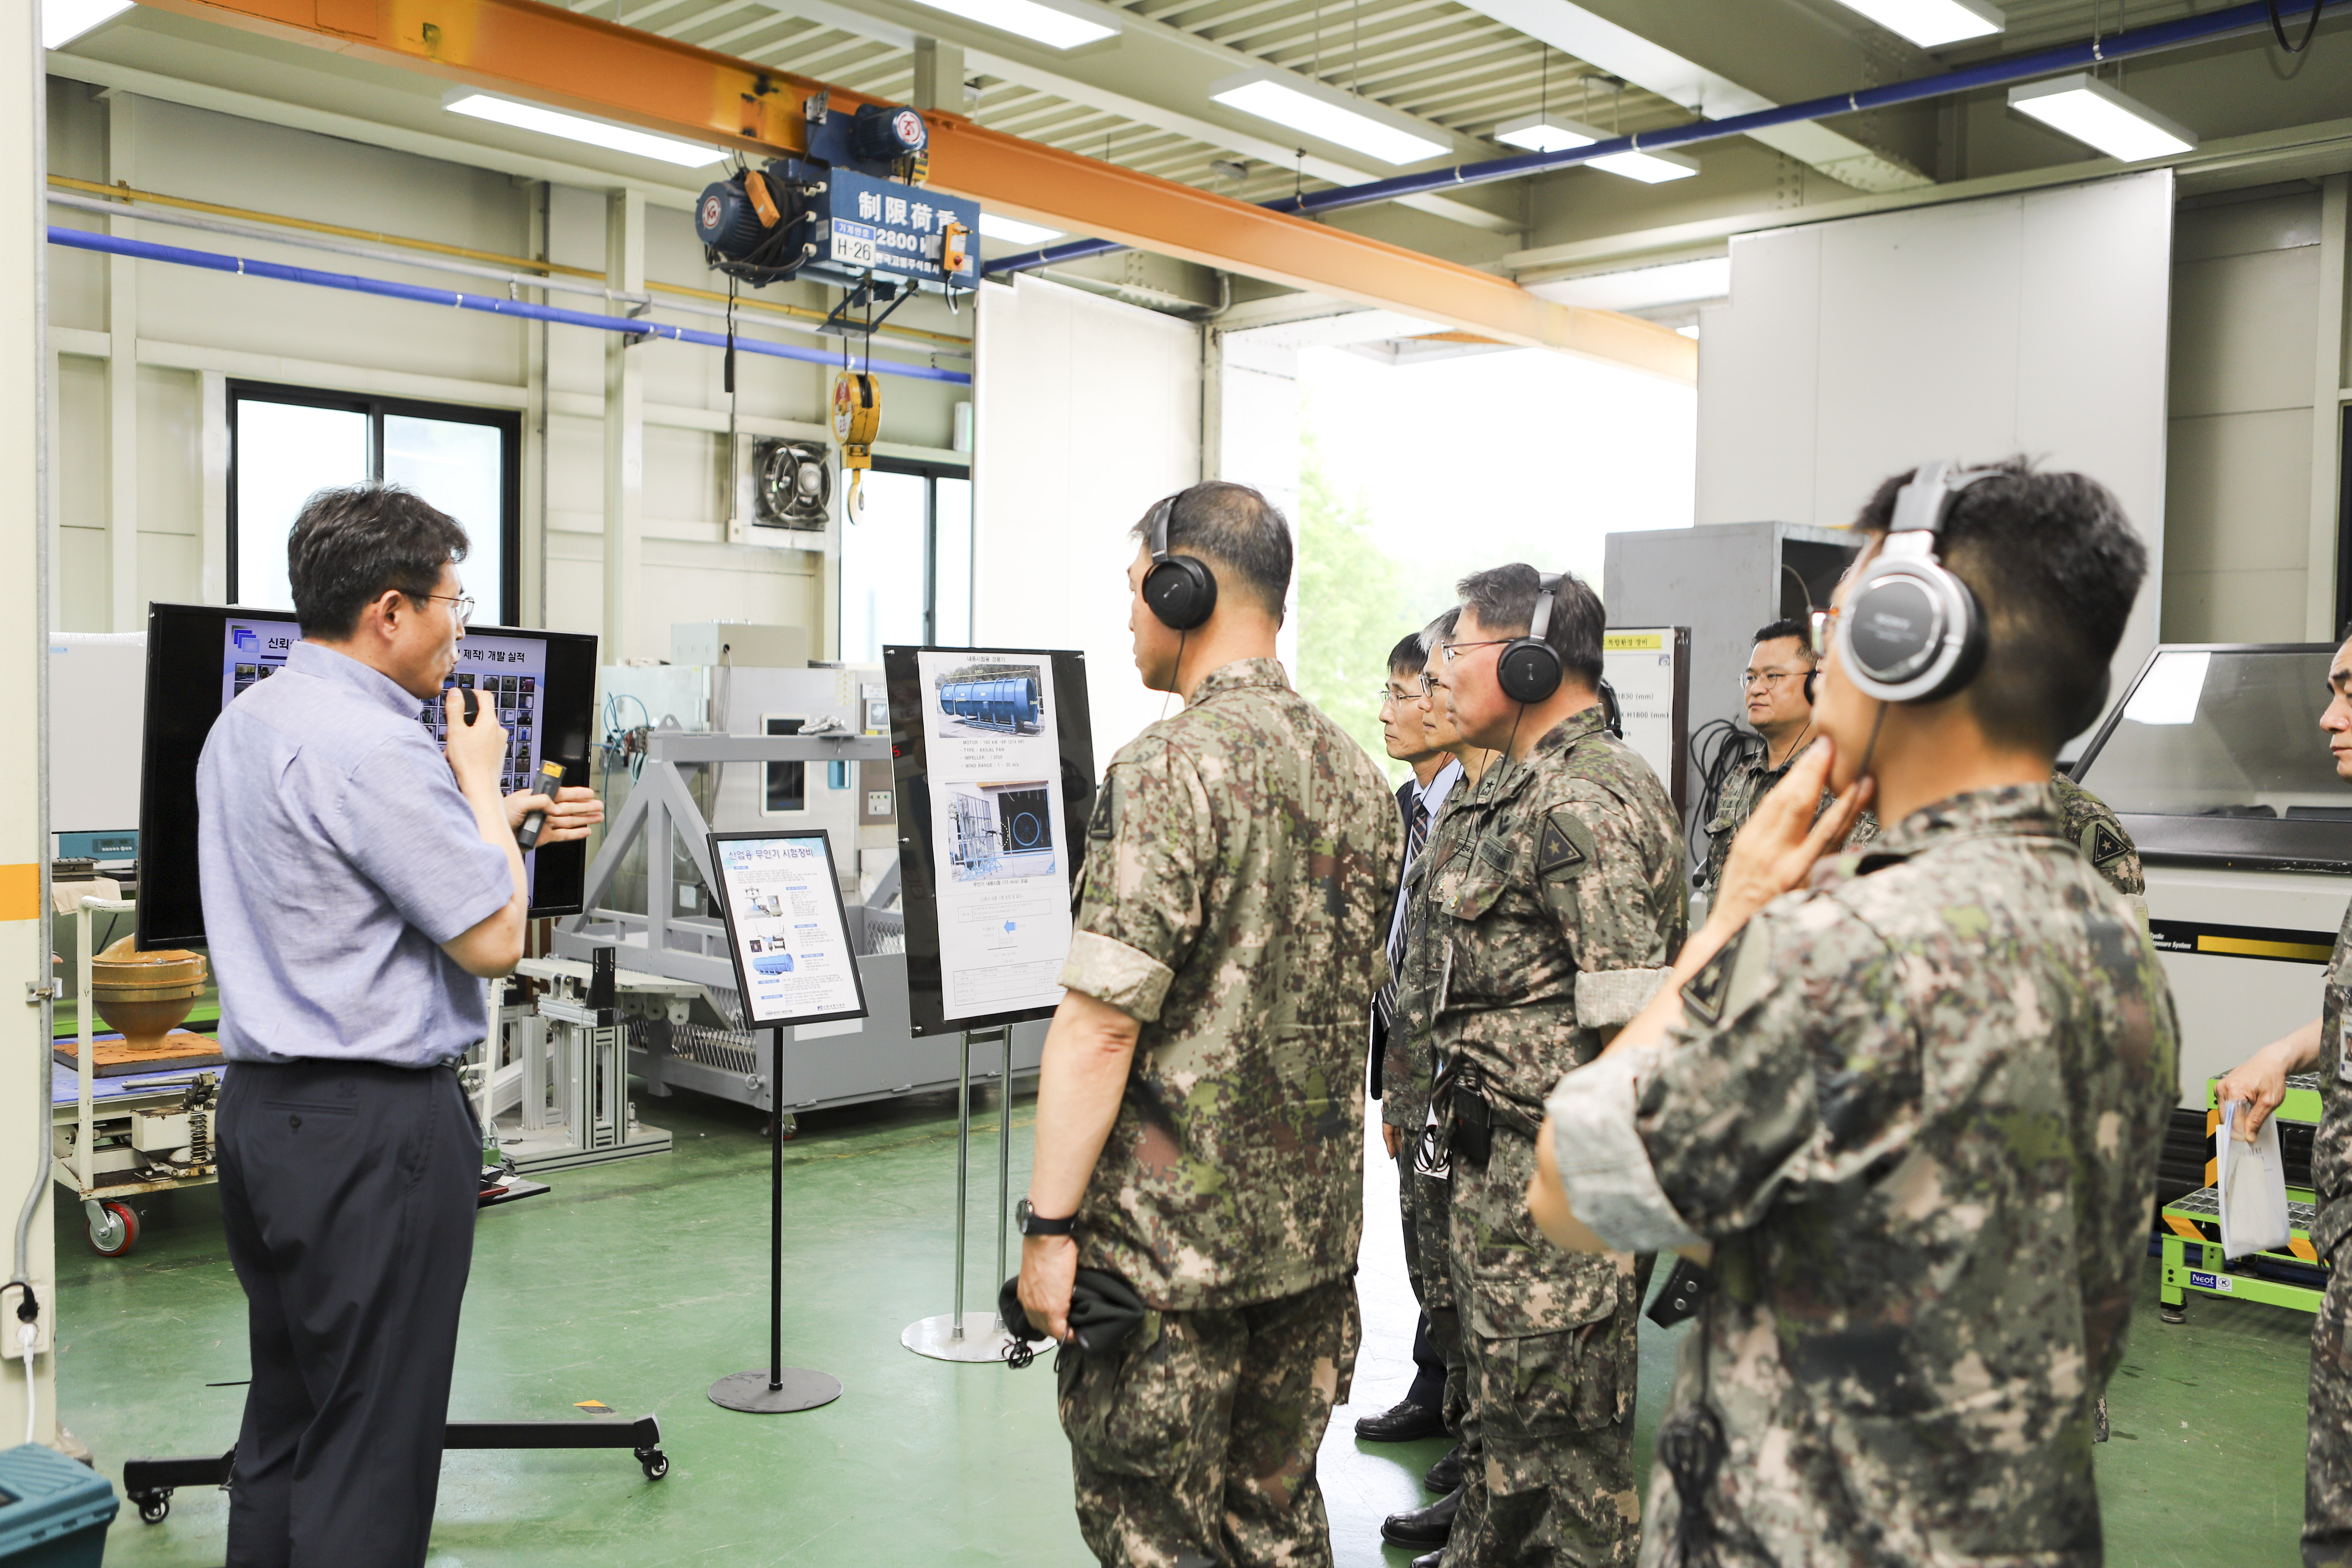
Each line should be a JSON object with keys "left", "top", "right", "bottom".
{"left": 2214, "top": 634, "right": 2352, "bottom": 1568}
{"left": 1018, "top": 482, "right": 1400, "bottom": 1568}
{"left": 1529, "top": 461, "right": 2175, "bottom": 1566}
{"left": 2050, "top": 771, "right": 2143, "bottom": 904}
{"left": 1699, "top": 620, "right": 1876, "bottom": 894}
{"left": 1386, "top": 565, "right": 1686, "bottom": 1568}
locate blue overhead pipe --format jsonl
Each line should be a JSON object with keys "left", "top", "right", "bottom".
{"left": 986, "top": 0, "right": 2349, "bottom": 278}
{"left": 47, "top": 225, "right": 973, "bottom": 386}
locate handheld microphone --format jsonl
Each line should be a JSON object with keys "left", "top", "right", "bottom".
{"left": 459, "top": 686, "right": 479, "bottom": 724}
{"left": 516, "top": 759, "right": 567, "bottom": 850}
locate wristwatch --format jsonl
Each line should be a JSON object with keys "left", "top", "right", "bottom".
{"left": 1015, "top": 1197, "right": 1075, "bottom": 1237}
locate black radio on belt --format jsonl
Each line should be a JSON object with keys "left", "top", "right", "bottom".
{"left": 1449, "top": 1060, "right": 1493, "bottom": 1170}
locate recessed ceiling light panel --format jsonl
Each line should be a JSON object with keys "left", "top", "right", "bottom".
{"left": 902, "top": 0, "right": 1117, "bottom": 49}
{"left": 445, "top": 93, "right": 726, "bottom": 168}
{"left": 2008, "top": 73, "right": 2196, "bottom": 163}
{"left": 1831, "top": 0, "right": 2003, "bottom": 48}
{"left": 1209, "top": 73, "right": 1447, "bottom": 167}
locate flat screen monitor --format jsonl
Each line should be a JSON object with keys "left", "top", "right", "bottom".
{"left": 136, "top": 602, "right": 599, "bottom": 948}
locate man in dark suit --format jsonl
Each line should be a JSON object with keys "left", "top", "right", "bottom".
{"left": 1359, "top": 630, "right": 1464, "bottom": 1444}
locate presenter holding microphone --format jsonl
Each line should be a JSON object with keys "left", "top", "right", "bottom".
{"left": 196, "top": 484, "right": 601, "bottom": 1568}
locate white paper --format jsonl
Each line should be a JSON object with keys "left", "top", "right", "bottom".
{"left": 1601, "top": 628, "right": 1679, "bottom": 797}
{"left": 2216, "top": 1099, "right": 2291, "bottom": 1261}
{"left": 714, "top": 835, "right": 865, "bottom": 1026}
{"left": 914, "top": 650, "right": 1075, "bottom": 1022}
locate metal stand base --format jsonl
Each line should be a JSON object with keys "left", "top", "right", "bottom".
{"left": 493, "top": 1115, "right": 672, "bottom": 1173}
{"left": 901, "top": 1312, "right": 1012, "bottom": 1363}
{"left": 707, "top": 1368, "right": 844, "bottom": 1413}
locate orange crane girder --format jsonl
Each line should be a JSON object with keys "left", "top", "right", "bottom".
{"left": 129, "top": 0, "right": 1696, "bottom": 380}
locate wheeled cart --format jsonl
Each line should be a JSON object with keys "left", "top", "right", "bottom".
{"left": 2159, "top": 1073, "right": 2329, "bottom": 1321}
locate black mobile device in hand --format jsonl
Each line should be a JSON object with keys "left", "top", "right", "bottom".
{"left": 460, "top": 687, "right": 479, "bottom": 724}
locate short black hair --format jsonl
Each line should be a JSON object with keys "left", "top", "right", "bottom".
{"left": 288, "top": 483, "right": 469, "bottom": 639}
{"left": 1131, "top": 482, "right": 1292, "bottom": 622}
{"left": 1453, "top": 564, "right": 1604, "bottom": 688}
{"left": 1853, "top": 457, "right": 2145, "bottom": 752}
{"left": 1753, "top": 617, "right": 1816, "bottom": 668}
{"left": 1388, "top": 634, "right": 1427, "bottom": 675}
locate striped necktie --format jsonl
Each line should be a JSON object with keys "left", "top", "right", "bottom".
{"left": 1372, "top": 797, "right": 1430, "bottom": 1038}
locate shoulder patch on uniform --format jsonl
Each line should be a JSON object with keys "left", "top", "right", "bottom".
{"left": 1681, "top": 930, "right": 1741, "bottom": 1025}
{"left": 2088, "top": 822, "right": 2130, "bottom": 867}
{"left": 1536, "top": 809, "right": 1595, "bottom": 879}
{"left": 1087, "top": 778, "right": 1118, "bottom": 841}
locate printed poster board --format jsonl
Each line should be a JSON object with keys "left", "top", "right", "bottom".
{"left": 709, "top": 829, "right": 870, "bottom": 1028}
{"left": 1603, "top": 626, "right": 1691, "bottom": 816}
{"left": 883, "top": 647, "right": 1096, "bottom": 1036}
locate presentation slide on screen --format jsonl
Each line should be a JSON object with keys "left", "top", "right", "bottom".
{"left": 916, "top": 649, "right": 1074, "bottom": 1021}
{"left": 715, "top": 836, "right": 865, "bottom": 1026}
{"left": 223, "top": 617, "right": 554, "bottom": 894}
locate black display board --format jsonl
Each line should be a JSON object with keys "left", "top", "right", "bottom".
{"left": 883, "top": 646, "right": 1094, "bottom": 1037}
{"left": 707, "top": 828, "right": 870, "bottom": 1028}
{"left": 136, "top": 602, "right": 599, "bottom": 949}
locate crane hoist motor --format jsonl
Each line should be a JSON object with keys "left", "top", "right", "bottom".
{"left": 694, "top": 96, "right": 980, "bottom": 297}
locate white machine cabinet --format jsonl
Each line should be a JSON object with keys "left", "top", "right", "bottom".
{"left": 2073, "top": 642, "right": 2352, "bottom": 1108}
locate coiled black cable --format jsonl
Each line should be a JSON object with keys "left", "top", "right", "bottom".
{"left": 1685, "top": 718, "right": 1763, "bottom": 884}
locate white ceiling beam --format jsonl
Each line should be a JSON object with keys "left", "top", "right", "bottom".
{"left": 1442, "top": 0, "right": 1933, "bottom": 193}
{"left": 764, "top": 0, "right": 1525, "bottom": 234}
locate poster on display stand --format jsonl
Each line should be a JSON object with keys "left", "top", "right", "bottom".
{"left": 709, "top": 829, "right": 870, "bottom": 1028}
{"left": 883, "top": 647, "right": 1096, "bottom": 1036}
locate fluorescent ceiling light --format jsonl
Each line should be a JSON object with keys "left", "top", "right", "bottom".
{"left": 978, "top": 213, "right": 1064, "bottom": 245}
{"left": 2008, "top": 73, "right": 2195, "bottom": 163}
{"left": 1588, "top": 146, "right": 1700, "bottom": 184}
{"left": 1493, "top": 115, "right": 1597, "bottom": 154}
{"left": 903, "top": 0, "right": 1115, "bottom": 49}
{"left": 444, "top": 93, "right": 726, "bottom": 168}
{"left": 1828, "top": 0, "right": 2003, "bottom": 48}
{"left": 43, "top": 0, "right": 132, "bottom": 49}
{"left": 1529, "top": 256, "right": 1731, "bottom": 312}
{"left": 1210, "top": 74, "right": 1446, "bottom": 167}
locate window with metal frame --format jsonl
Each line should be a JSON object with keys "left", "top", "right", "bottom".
{"left": 838, "top": 456, "right": 972, "bottom": 659}
{"left": 228, "top": 381, "right": 522, "bottom": 625}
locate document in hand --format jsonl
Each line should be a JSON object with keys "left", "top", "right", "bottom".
{"left": 2216, "top": 1099, "right": 2292, "bottom": 1261}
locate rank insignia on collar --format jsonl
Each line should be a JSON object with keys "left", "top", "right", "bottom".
{"left": 2089, "top": 823, "right": 2129, "bottom": 866}
{"left": 1681, "top": 933, "right": 1740, "bottom": 1025}
{"left": 1536, "top": 811, "right": 1592, "bottom": 879}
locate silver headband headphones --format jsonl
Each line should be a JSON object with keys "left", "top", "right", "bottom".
{"left": 1141, "top": 493, "right": 1217, "bottom": 632}
{"left": 1834, "top": 461, "right": 1994, "bottom": 705}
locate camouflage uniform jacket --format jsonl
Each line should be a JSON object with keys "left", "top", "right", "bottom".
{"left": 1700, "top": 734, "right": 1879, "bottom": 893}
{"left": 1427, "top": 704, "right": 1688, "bottom": 1115}
{"left": 1544, "top": 784, "right": 2179, "bottom": 1566}
{"left": 2051, "top": 772, "right": 2144, "bottom": 900}
{"left": 1058, "top": 657, "right": 1401, "bottom": 1311}
{"left": 1379, "top": 773, "right": 1480, "bottom": 1133}
{"left": 2308, "top": 899, "right": 2352, "bottom": 1264}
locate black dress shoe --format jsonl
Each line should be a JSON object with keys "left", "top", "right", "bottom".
{"left": 1380, "top": 1486, "right": 1460, "bottom": 1549}
{"left": 1354, "top": 1396, "right": 1446, "bottom": 1442}
{"left": 1424, "top": 1438, "right": 1466, "bottom": 1494}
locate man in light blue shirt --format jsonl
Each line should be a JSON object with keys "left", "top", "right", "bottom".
{"left": 198, "top": 483, "right": 598, "bottom": 1568}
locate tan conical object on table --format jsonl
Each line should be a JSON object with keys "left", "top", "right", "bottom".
{"left": 89, "top": 935, "right": 207, "bottom": 1054}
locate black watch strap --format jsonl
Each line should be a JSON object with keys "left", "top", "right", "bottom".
{"left": 1017, "top": 1197, "right": 1075, "bottom": 1237}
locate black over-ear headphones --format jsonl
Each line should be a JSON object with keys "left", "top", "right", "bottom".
{"left": 1802, "top": 668, "right": 1819, "bottom": 707}
{"left": 1838, "top": 461, "right": 1994, "bottom": 704}
{"left": 1496, "top": 573, "right": 1565, "bottom": 704}
{"left": 1141, "top": 493, "right": 1217, "bottom": 632}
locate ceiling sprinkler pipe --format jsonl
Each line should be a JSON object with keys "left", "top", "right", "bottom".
{"left": 985, "top": 0, "right": 2349, "bottom": 278}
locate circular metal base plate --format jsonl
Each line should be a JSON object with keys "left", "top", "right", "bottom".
{"left": 707, "top": 1367, "right": 843, "bottom": 1413}
{"left": 901, "top": 1311, "right": 1014, "bottom": 1363}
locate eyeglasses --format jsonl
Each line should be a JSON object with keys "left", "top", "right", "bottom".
{"left": 1739, "top": 670, "right": 1797, "bottom": 692}
{"left": 1440, "top": 639, "right": 1510, "bottom": 664}
{"left": 1416, "top": 673, "right": 1440, "bottom": 697}
{"left": 1376, "top": 687, "right": 1419, "bottom": 710}
{"left": 415, "top": 592, "right": 476, "bottom": 627}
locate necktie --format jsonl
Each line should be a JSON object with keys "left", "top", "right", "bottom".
{"left": 1372, "top": 798, "right": 1430, "bottom": 1038}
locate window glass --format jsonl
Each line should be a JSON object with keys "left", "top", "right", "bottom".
{"left": 764, "top": 715, "right": 807, "bottom": 813}
{"left": 2079, "top": 648, "right": 2347, "bottom": 818}
{"left": 934, "top": 476, "right": 972, "bottom": 648}
{"left": 234, "top": 401, "right": 368, "bottom": 609}
{"left": 839, "top": 468, "right": 929, "bottom": 662}
{"left": 384, "top": 415, "right": 504, "bottom": 621}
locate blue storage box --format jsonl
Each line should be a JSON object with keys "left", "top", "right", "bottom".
{"left": 0, "top": 1443, "right": 116, "bottom": 1567}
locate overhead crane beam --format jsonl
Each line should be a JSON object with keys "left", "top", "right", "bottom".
{"left": 126, "top": 0, "right": 1697, "bottom": 380}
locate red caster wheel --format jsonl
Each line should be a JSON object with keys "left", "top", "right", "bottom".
{"left": 87, "top": 1200, "right": 140, "bottom": 1257}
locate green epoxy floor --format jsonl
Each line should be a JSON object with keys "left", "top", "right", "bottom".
{"left": 52, "top": 1085, "right": 2313, "bottom": 1566}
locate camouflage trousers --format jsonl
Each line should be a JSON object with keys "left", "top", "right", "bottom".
{"left": 1446, "top": 1127, "right": 1643, "bottom": 1568}
{"left": 1058, "top": 1274, "right": 1361, "bottom": 1568}
{"left": 2309, "top": 1258, "right": 2352, "bottom": 1566}
{"left": 1399, "top": 1141, "right": 1469, "bottom": 1429}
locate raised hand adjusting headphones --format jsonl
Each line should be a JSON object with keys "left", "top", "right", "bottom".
{"left": 1836, "top": 461, "right": 1995, "bottom": 704}
{"left": 1497, "top": 573, "right": 1565, "bottom": 704}
{"left": 1140, "top": 493, "right": 1217, "bottom": 632}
